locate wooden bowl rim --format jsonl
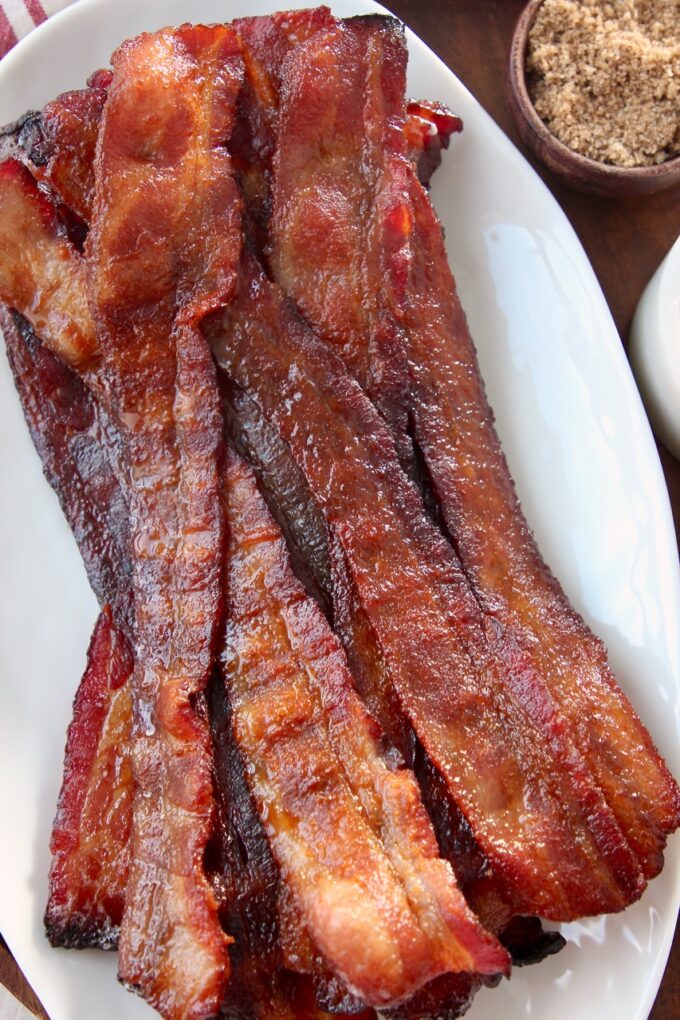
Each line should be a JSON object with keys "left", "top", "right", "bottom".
{"left": 509, "top": 0, "right": 680, "bottom": 184}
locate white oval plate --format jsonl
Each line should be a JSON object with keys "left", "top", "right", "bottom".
{"left": 1, "top": 2, "right": 679, "bottom": 1018}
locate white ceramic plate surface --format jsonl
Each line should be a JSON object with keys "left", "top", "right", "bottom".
{"left": 1, "top": 2, "right": 679, "bottom": 1018}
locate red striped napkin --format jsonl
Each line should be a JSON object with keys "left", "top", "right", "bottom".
{"left": 0, "top": 0, "right": 74, "bottom": 59}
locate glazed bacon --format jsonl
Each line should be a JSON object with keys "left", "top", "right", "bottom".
{"left": 210, "top": 253, "right": 645, "bottom": 923}
{"left": 1, "top": 10, "right": 679, "bottom": 1020}
{"left": 0, "top": 160, "right": 97, "bottom": 371}
{"left": 400, "top": 174, "right": 680, "bottom": 879}
{"left": 1, "top": 305, "right": 135, "bottom": 945}
{"left": 265, "top": 13, "right": 680, "bottom": 882}
{"left": 37, "top": 74, "right": 111, "bottom": 223}
{"left": 44, "top": 608, "right": 134, "bottom": 949}
{"left": 87, "top": 25, "right": 243, "bottom": 1018}
{"left": 231, "top": 7, "right": 459, "bottom": 258}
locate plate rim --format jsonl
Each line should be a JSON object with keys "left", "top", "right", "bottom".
{"left": 0, "top": 2, "right": 679, "bottom": 1019}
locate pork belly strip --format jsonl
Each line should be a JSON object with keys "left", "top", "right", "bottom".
{"left": 87, "top": 26, "right": 245, "bottom": 1018}
{"left": 43, "top": 607, "right": 133, "bottom": 948}
{"left": 0, "top": 160, "right": 97, "bottom": 371}
{"left": 208, "top": 252, "right": 645, "bottom": 922}
{"left": 0, "top": 304, "right": 131, "bottom": 632}
{"left": 266, "top": 14, "right": 680, "bottom": 878}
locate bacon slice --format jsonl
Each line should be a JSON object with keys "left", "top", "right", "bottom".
{"left": 231, "top": 7, "right": 459, "bottom": 261}
{"left": 2, "top": 304, "right": 136, "bottom": 942}
{"left": 44, "top": 607, "right": 133, "bottom": 948}
{"left": 87, "top": 26, "right": 243, "bottom": 1018}
{"left": 401, "top": 176, "right": 680, "bottom": 878}
{"left": 209, "top": 252, "right": 647, "bottom": 922}
{"left": 37, "top": 77, "right": 110, "bottom": 223}
{"left": 266, "top": 14, "right": 680, "bottom": 881}
{"left": 0, "top": 160, "right": 97, "bottom": 371}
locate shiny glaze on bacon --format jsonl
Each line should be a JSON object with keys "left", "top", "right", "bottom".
{"left": 0, "top": 160, "right": 97, "bottom": 371}
{"left": 221, "top": 444, "right": 507, "bottom": 1006}
{"left": 88, "top": 26, "right": 243, "bottom": 1019}
{"left": 44, "top": 608, "right": 134, "bottom": 948}
{"left": 0, "top": 70, "right": 110, "bottom": 224}
{"left": 32, "top": 75, "right": 111, "bottom": 224}
{"left": 211, "top": 674, "right": 377, "bottom": 1020}
{"left": 231, "top": 8, "right": 459, "bottom": 261}
{"left": 209, "top": 253, "right": 645, "bottom": 922}
{"left": 267, "top": 14, "right": 680, "bottom": 882}
{"left": 39, "top": 75, "right": 111, "bottom": 223}
{"left": 268, "top": 14, "right": 416, "bottom": 472}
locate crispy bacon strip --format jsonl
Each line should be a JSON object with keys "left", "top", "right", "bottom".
{"left": 401, "top": 174, "right": 680, "bottom": 878}
{"left": 44, "top": 607, "right": 134, "bottom": 948}
{"left": 232, "top": 7, "right": 458, "bottom": 258}
{"left": 209, "top": 252, "right": 647, "bottom": 922}
{"left": 0, "top": 160, "right": 97, "bottom": 371}
{"left": 267, "top": 15, "right": 680, "bottom": 879}
{"left": 1, "top": 305, "right": 135, "bottom": 943}
{"left": 222, "top": 444, "right": 507, "bottom": 1006}
{"left": 0, "top": 306, "right": 131, "bottom": 630}
{"left": 37, "top": 77, "right": 111, "bottom": 223}
{"left": 87, "top": 26, "right": 243, "bottom": 1018}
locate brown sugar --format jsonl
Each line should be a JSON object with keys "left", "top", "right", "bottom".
{"left": 526, "top": 0, "right": 680, "bottom": 167}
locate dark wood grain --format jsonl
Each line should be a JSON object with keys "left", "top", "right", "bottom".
{"left": 2, "top": 2, "right": 679, "bottom": 1018}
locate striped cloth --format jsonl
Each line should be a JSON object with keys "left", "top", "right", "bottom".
{"left": 0, "top": 0, "right": 74, "bottom": 59}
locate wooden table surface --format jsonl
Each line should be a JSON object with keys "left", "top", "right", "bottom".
{"left": 2, "top": 1, "right": 679, "bottom": 1017}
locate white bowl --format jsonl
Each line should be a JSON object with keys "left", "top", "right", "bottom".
{"left": 630, "top": 237, "right": 680, "bottom": 461}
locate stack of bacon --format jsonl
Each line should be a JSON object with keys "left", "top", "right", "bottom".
{"left": 1, "top": 9, "right": 678, "bottom": 1020}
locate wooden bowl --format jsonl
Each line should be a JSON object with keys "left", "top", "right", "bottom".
{"left": 507, "top": 0, "right": 680, "bottom": 197}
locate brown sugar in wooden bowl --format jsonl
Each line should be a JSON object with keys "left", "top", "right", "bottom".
{"left": 507, "top": 0, "right": 680, "bottom": 198}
